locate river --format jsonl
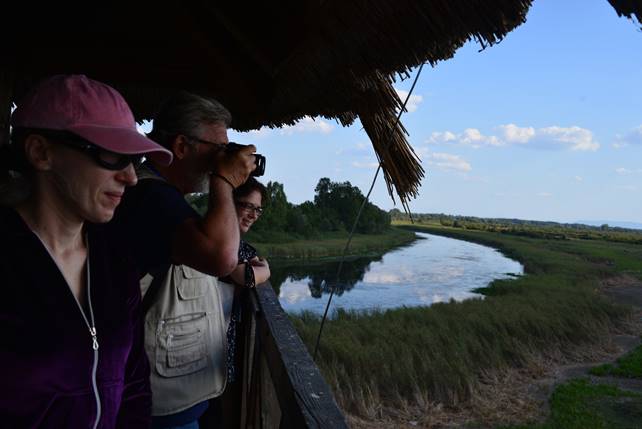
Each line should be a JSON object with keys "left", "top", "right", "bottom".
{"left": 270, "top": 232, "right": 523, "bottom": 315}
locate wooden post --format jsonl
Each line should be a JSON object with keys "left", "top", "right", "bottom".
{"left": 254, "top": 283, "right": 349, "bottom": 428}
{"left": 0, "top": 68, "right": 13, "bottom": 147}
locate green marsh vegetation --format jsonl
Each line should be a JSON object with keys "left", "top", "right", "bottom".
{"left": 291, "top": 221, "right": 641, "bottom": 422}
{"left": 250, "top": 227, "right": 415, "bottom": 260}
{"left": 590, "top": 344, "right": 642, "bottom": 378}
{"left": 505, "top": 379, "right": 642, "bottom": 429}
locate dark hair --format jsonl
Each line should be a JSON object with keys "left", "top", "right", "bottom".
{"left": 233, "top": 177, "right": 266, "bottom": 201}
{"left": 147, "top": 91, "right": 232, "bottom": 149}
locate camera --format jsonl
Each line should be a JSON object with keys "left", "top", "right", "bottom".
{"left": 225, "top": 142, "right": 266, "bottom": 177}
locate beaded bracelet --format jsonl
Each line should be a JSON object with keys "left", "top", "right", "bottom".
{"left": 211, "top": 173, "right": 236, "bottom": 190}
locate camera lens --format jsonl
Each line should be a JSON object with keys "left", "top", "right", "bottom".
{"left": 253, "top": 154, "right": 266, "bottom": 177}
{"left": 225, "top": 142, "right": 266, "bottom": 177}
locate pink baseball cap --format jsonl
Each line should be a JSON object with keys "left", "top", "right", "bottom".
{"left": 11, "top": 74, "right": 172, "bottom": 166}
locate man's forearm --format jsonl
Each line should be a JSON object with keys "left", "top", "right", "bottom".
{"left": 202, "top": 176, "right": 240, "bottom": 270}
{"left": 171, "top": 177, "right": 240, "bottom": 276}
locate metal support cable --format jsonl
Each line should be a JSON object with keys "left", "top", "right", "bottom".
{"left": 313, "top": 63, "right": 426, "bottom": 359}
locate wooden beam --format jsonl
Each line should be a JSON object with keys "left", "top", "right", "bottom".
{"left": 254, "top": 282, "right": 348, "bottom": 429}
{"left": 0, "top": 67, "right": 13, "bottom": 147}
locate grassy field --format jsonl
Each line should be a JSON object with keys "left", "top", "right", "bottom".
{"left": 247, "top": 227, "right": 416, "bottom": 260}
{"left": 590, "top": 344, "right": 642, "bottom": 378}
{"left": 290, "top": 222, "right": 641, "bottom": 425}
{"left": 505, "top": 379, "right": 642, "bottom": 429}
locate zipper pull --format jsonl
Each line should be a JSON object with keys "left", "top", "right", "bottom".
{"left": 89, "top": 327, "right": 99, "bottom": 351}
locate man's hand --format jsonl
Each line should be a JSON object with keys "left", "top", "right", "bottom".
{"left": 211, "top": 144, "right": 256, "bottom": 189}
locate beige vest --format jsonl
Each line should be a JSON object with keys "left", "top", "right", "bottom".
{"left": 142, "top": 266, "right": 235, "bottom": 416}
{"left": 135, "top": 168, "right": 235, "bottom": 415}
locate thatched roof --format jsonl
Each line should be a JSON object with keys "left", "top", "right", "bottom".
{"left": 0, "top": 1, "right": 635, "bottom": 204}
{"left": 608, "top": 0, "right": 642, "bottom": 24}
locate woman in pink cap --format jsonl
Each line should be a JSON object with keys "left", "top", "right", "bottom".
{"left": 0, "top": 75, "right": 172, "bottom": 428}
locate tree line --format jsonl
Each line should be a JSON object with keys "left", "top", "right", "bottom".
{"left": 391, "top": 211, "right": 642, "bottom": 244}
{"left": 189, "top": 177, "right": 391, "bottom": 241}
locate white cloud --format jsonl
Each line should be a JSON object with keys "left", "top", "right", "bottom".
{"left": 613, "top": 125, "right": 642, "bottom": 148}
{"left": 426, "top": 131, "right": 457, "bottom": 145}
{"left": 424, "top": 124, "right": 599, "bottom": 151}
{"left": 575, "top": 176, "right": 583, "bottom": 182}
{"left": 428, "top": 152, "right": 472, "bottom": 172}
{"left": 537, "top": 192, "right": 553, "bottom": 198}
{"left": 461, "top": 128, "right": 502, "bottom": 147}
{"left": 395, "top": 89, "right": 423, "bottom": 113}
{"left": 279, "top": 116, "right": 334, "bottom": 135}
{"left": 615, "top": 167, "right": 642, "bottom": 175}
{"left": 249, "top": 127, "right": 272, "bottom": 137}
{"left": 498, "top": 124, "right": 535, "bottom": 144}
{"left": 537, "top": 126, "right": 599, "bottom": 151}
{"left": 616, "top": 167, "right": 632, "bottom": 175}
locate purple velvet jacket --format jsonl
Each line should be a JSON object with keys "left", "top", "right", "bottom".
{"left": 0, "top": 207, "right": 151, "bottom": 428}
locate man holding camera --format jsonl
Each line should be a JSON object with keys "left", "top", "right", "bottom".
{"left": 110, "top": 92, "right": 257, "bottom": 429}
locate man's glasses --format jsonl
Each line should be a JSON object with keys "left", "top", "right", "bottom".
{"left": 236, "top": 201, "right": 263, "bottom": 217}
{"left": 40, "top": 130, "right": 145, "bottom": 171}
{"left": 185, "top": 135, "right": 227, "bottom": 148}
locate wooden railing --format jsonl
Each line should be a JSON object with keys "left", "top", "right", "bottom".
{"left": 215, "top": 282, "right": 349, "bottom": 429}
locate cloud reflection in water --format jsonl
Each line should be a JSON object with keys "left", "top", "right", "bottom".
{"left": 273, "top": 233, "right": 523, "bottom": 316}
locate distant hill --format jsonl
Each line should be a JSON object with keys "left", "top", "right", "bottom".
{"left": 576, "top": 220, "right": 642, "bottom": 231}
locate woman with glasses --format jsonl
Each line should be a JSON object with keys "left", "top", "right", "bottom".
{"left": 219, "top": 178, "right": 270, "bottom": 384}
{"left": 229, "top": 177, "right": 270, "bottom": 288}
{"left": 0, "top": 75, "right": 172, "bottom": 428}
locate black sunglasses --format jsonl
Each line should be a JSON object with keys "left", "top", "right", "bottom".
{"left": 39, "top": 130, "right": 145, "bottom": 171}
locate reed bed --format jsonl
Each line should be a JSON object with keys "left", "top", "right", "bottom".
{"left": 291, "top": 225, "right": 639, "bottom": 417}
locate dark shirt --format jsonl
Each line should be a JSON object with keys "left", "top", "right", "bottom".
{"left": 0, "top": 206, "right": 151, "bottom": 428}
{"left": 109, "top": 173, "right": 199, "bottom": 277}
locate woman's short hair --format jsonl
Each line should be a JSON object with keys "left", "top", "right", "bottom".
{"left": 233, "top": 177, "right": 266, "bottom": 201}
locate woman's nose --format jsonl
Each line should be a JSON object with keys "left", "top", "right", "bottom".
{"left": 117, "top": 163, "right": 138, "bottom": 186}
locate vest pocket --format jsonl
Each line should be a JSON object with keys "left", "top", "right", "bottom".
{"left": 156, "top": 312, "right": 208, "bottom": 377}
{"left": 177, "top": 266, "right": 210, "bottom": 300}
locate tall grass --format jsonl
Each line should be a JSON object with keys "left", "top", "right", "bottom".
{"left": 291, "top": 224, "right": 638, "bottom": 415}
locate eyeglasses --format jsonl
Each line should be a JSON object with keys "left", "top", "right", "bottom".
{"left": 236, "top": 201, "right": 263, "bottom": 216}
{"left": 41, "top": 130, "right": 145, "bottom": 171}
{"left": 184, "top": 135, "right": 228, "bottom": 148}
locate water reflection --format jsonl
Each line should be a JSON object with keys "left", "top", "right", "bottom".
{"left": 270, "top": 254, "right": 382, "bottom": 298}
{"left": 271, "top": 232, "right": 524, "bottom": 315}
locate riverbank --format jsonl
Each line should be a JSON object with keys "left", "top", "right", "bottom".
{"left": 291, "top": 222, "right": 641, "bottom": 427}
{"left": 247, "top": 226, "right": 417, "bottom": 260}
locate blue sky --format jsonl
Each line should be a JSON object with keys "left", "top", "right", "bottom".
{"left": 232, "top": 0, "right": 642, "bottom": 224}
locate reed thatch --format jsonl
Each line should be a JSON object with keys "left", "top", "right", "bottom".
{"left": 608, "top": 0, "right": 642, "bottom": 24}
{"left": 1, "top": 0, "right": 634, "bottom": 204}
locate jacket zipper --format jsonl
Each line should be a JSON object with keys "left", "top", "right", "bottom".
{"left": 84, "top": 250, "right": 101, "bottom": 429}
{"left": 32, "top": 232, "right": 101, "bottom": 428}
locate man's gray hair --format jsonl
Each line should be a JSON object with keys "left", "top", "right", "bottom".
{"left": 148, "top": 91, "right": 232, "bottom": 148}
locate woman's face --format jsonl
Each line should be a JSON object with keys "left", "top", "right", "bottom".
{"left": 235, "top": 190, "right": 263, "bottom": 234}
{"left": 48, "top": 144, "right": 138, "bottom": 223}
